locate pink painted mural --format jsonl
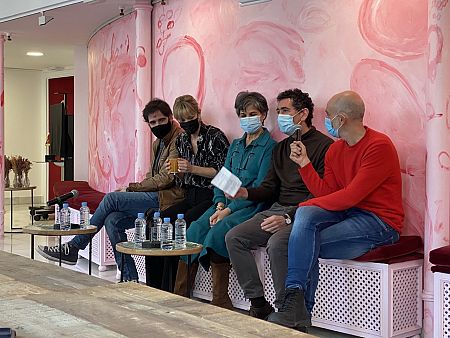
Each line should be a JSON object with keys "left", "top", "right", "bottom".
{"left": 87, "top": 1, "right": 450, "bottom": 335}
{"left": 88, "top": 13, "right": 137, "bottom": 192}
{"left": 151, "top": 0, "right": 438, "bottom": 238}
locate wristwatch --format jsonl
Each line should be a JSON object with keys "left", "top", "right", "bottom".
{"left": 284, "top": 214, "right": 292, "bottom": 225}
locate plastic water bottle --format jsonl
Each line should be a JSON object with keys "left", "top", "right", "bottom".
{"left": 54, "top": 204, "right": 61, "bottom": 226}
{"left": 79, "top": 202, "right": 90, "bottom": 229}
{"left": 151, "top": 211, "right": 162, "bottom": 242}
{"left": 60, "top": 203, "right": 71, "bottom": 230}
{"left": 160, "top": 217, "right": 174, "bottom": 250}
{"left": 174, "top": 214, "right": 187, "bottom": 249}
{"left": 134, "top": 213, "right": 146, "bottom": 247}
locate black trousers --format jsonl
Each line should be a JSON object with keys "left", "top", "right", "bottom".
{"left": 145, "top": 186, "right": 214, "bottom": 291}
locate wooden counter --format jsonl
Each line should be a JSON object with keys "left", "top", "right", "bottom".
{"left": 0, "top": 251, "right": 313, "bottom": 337}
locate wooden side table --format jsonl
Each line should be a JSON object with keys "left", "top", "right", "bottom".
{"left": 5, "top": 186, "right": 37, "bottom": 232}
{"left": 23, "top": 224, "right": 98, "bottom": 275}
{"left": 116, "top": 241, "right": 202, "bottom": 297}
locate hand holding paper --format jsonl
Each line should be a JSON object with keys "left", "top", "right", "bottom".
{"left": 211, "top": 167, "right": 242, "bottom": 197}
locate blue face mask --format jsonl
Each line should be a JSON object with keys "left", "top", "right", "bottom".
{"left": 324, "top": 115, "right": 341, "bottom": 138}
{"left": 240, "top": 116, "right": 262, "bottom": 134}
{"left": 278, "top": 113, "right": 301, "bottom": 136}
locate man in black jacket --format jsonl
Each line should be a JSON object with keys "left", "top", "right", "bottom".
{"left": 225, "top": 89, "right": 333, "bottom": 319}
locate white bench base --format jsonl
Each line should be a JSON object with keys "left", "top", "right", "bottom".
{"left": 433, "top": 271, "right": 450, "bottom": 338}
{"left": 192, "top": 248, "right": 423, "bottom": 338}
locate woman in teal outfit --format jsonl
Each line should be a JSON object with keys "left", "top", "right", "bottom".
{"left": 174, "top": 92, "right": 276, "bottom": 309}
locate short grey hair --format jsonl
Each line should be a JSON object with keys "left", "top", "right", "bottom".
{"left": 236, "top": 91, "right": 269, "bottom": 117}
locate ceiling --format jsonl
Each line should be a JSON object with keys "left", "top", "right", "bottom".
{"left": 0, "top": 0, "right": 143, "bottom": 70}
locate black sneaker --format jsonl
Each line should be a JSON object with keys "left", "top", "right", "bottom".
{"left": 267, "top": 288, "right": 311, "bottom": 329}
{"left": 36, "top": 243, "right": 79, "bottom": 265}
{"left": 249, "top": 302, "right": 274, "bottom": 320}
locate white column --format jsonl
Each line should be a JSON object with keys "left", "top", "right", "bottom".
{"left": 134, "top": 3, "right": 152, "bottom": 182}
{"left": 0, "top": 34, "right": 5, "bottom": 238}
{"left": 423, "top": 2, "right": 450, "bottom": 337}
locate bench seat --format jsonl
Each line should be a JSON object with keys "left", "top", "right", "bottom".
{"left": 193, "top": 236, "right": 423, "bottom": 338}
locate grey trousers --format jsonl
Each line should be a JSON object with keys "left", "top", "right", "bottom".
{"left": 225, "top": 203, "right": 296, "bottom": 308}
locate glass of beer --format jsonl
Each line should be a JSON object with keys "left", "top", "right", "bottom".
{"left": 168, "top": 158, "right": 179, "bottom": 173}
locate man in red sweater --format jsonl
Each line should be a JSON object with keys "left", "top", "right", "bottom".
{"left": 268, "top": 91, "right": 404, "bottom": 331}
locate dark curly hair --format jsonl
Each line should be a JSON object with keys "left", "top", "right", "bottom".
{"left": 142, "top": 98, "right": 172, "bottom": 122}
{"left": 276, "top": 89, "right": 314, "bottom": 127}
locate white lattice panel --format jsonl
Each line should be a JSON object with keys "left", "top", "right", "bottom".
{"left": 262, "top": 250, "right": 276, "bottom": 306}
{"left": 125, "top": 229, "right": 146, "bottom": 283}
{"left": 444, "top": 281, "right": 450, "bottom": 338}
{"left": 312, "top": 260, "right": 382, "bottom": 334}
{"left": 192, "top": 248, "right": 423, "bottom": 338}
{"left": 434, "top": 272, "right": 450, "bottom": 338}
{"left": 392, "top": 267, "right": 421, "bottom": 334}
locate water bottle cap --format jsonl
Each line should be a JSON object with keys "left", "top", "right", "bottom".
{"left": 154, "top": 211, "right": 160, "bottom": 217}
{"left": 137, "top": 212, "right": 145, "bottom": 218}
{"left": 63, "top": 203, "right": 69, "bottom": 208}
{"left": 163, "top": 217, "right": 170, "bottom": 223}
{"left": 177, "top": 214, "right": 184, "bottom": 219}
{"left": 81, "top": 202, "right": 87, "bottom": 207}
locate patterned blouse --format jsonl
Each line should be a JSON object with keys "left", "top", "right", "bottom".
{"left": 175, "top": 123, "right": 230, "bottom": 189}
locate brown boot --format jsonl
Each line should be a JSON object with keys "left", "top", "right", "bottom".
{"left": 174, "top": 260, "right": 198, "bottom": 297}
{"left": 210, "top": 262, "right": 233, "bottom": 309}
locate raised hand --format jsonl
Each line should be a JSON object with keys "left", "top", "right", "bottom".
{"left": 289, "top": 141, "right": 310, "bottom": 167}
{"left": 177, "top": 158, "right": 192, "bottom": 173}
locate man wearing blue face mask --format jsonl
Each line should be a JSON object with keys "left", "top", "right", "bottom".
{"left": 268, "top": 91, "right": 403, "bottom": 331}
{"left": 225, "top": 89, "right": 333, "bottom": 320}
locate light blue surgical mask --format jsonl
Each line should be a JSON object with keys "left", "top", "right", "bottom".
{"left": 324, "top": 115, "right": 341, "bottom": 138}
{"left": 240, "top": 116, "right": 262, "bottom": 134}
{"left": 278, "top": 113, "right": 301, "bottom": 136}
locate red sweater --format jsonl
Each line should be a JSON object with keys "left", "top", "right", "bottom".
{"left": 299, "top": 127, "right": 404, "bottom": 233}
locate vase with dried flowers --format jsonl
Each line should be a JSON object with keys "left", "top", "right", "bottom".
{"left": 23, "top": 158, "right": 32, "bottom": 187}
{"left": 4, "top": 155, "right": 12, "bottom": 188}
{"left": 10, "top": 155, "right": 28, "bottom": 188}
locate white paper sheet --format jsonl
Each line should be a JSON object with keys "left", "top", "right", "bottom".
{"left": 211, "top": 167, "right": 242, "bottom": 197}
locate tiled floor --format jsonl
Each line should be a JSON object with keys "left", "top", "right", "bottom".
{"left": 0, "top": 204, "right": 356, "bottom": 338}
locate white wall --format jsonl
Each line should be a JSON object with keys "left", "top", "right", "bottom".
{"left": 73, "top": 45, "right": 88, "bottom": 180}
{"left": 4, "top": 68, "right": 46, "bottom": 202}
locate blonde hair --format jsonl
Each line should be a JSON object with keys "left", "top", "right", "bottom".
{"left": 173, "top": 95, "right": 200, "bottom": 121}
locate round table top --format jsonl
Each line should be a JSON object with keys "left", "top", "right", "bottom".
{"left": 116, "top": 241, "right": 203, "bottom": 256}
{"left": 5, "top": 186, "right": 37, "bottom": 191}
{"left": 23, "top": 224, "right": 97, "bottom": 236}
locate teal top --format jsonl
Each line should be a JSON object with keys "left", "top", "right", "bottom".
{"left": 213, "top": 128, "right": 276, "bottom": 212}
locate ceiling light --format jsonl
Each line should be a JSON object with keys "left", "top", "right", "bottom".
{"left": 26, "top": 52, "right": 44, "bottom": 56}
{"left": 239, "top": 0, "right": 271, "bottom": 6}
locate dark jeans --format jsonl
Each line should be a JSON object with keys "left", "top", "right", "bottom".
{"left": 104, "top": 212, "right": 137, "bottom": 281}
{"left": 286, "top": 206, "right": 400, "bottom": 313}
{"left": 71, "top": 191, "right": 159, "bottom": 250}
{"left": 145, "top": 186, "right": 213, "bottom": 291}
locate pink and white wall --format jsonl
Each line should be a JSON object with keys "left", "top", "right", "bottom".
{"left": 86, "top": 0, "right": 449, "bottom": 335}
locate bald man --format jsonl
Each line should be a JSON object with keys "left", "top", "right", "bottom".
{"left": 268, "top": 91, "right": 404, "bottom": 331}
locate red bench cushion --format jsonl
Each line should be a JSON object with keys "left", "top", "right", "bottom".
{"left": 431, "top": 265, "right": 450, "bottom": 274}
{"left": 354, "top": 236, "right": 423, "bottom": 264}
{"left": 53, "top": 181, "right": 105, "bottom": 212}
{"left": 429, "top": 245, "right": 450, "bottom": 267}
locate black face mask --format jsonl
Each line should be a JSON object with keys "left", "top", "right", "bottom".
{"left": 151, "top": 121, "right": 172, "bottom": 139}
{"left": 180, "top": 118, "right": 200, "bottom": 135}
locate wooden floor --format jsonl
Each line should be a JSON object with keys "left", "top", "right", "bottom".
{"left": 0, "top": 251, "right": 313, "bottom": 337}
